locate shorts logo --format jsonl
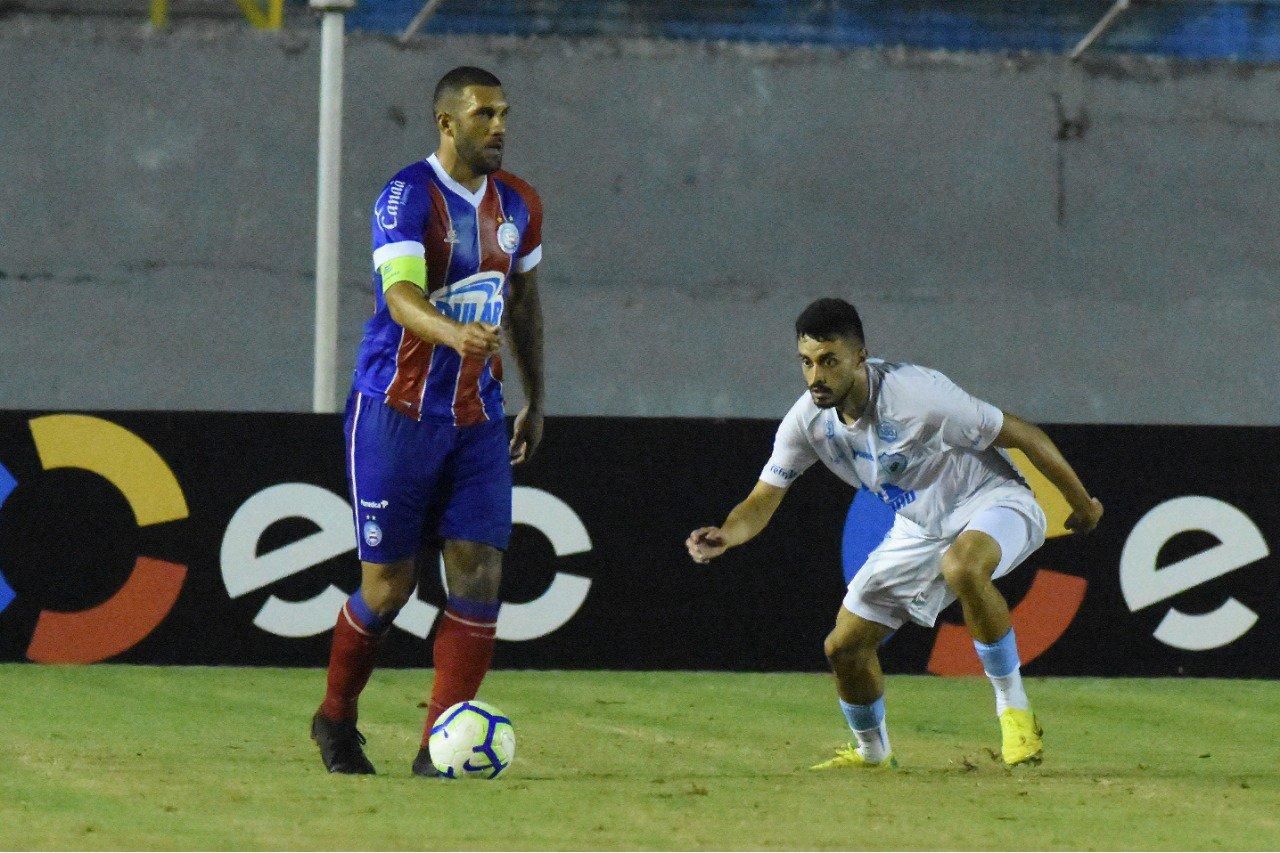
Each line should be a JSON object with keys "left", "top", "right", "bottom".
{"left": 359, "top": 499, "right": 389, "bottom": 509}
{"left": 769, "top": 465, "right": 798, "bottom": 481}
{"left": 362, "top": 520, "right": 383, "bottom": 548}
{"left": 877, "top": 420, "right": 900, "bottom": 442}
{"left": 496, "top": 222, "right": 520, "bottom": 254}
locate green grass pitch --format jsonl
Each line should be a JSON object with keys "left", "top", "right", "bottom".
{"left": 1, "top": 665, "right": 1277, "bottom": 850}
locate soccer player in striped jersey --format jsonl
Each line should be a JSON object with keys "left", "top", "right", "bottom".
{"left": 312, "top": 66, "right": 545, "bottom": 776}
{"left": 687, "top": 299, "right": 1103, "bottom": 769}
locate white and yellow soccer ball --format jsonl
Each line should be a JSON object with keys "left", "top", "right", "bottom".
{"left": 429, "top": 700, "right": 516, "bottom": 779}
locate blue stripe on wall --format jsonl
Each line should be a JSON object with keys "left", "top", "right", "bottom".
{"left": 340, "top": 1, "right": 1280, "bottom": 62}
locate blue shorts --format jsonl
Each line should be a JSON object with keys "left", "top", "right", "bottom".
{"left": 345, "top": 391, "right": 513, "bottom": 563}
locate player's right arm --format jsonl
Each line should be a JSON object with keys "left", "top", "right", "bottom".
{"left": 686, "top": 397, "right": 818, "bottom": 564}
{"left": 686, "top": 480, "right": 788, "bottom": 564}
{"left": 372, "top": 175, "right": 498, "bottom": 358}
{"left": 384, "top": 283, "right": 498, "bottom": 359}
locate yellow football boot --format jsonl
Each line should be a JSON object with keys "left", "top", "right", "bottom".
{"left": 998, "top": 708, "right": 1043, "bottom": 767}
{"left": 810, "top": 744, "right": 898, "bottom": 771}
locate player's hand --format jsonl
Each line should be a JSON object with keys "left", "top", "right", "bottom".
{"left": 686, "top": 527, "right": 728, "bottom": 564}
{"left": 451, "top": 322, "right": 501, "bottom": 359}
{"left": 1064, "top": 497, "right": 1103, "bottom": 535}
{"left": 510, "top": 405, "right": 543, "bottom": 464}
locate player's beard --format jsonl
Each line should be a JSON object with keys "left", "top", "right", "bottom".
{"left": 809, "top": 387, "right": 838, "bottom": 409}
{"left": 459, "top": 136, "right": 502, "bottom": 175}
{"left": 809, "top": 380, "right": 854, "bottom": 410}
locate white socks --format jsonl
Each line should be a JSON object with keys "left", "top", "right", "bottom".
{"left": 839, "top": 697, "right": 891, "bottom": 762}
{"left": 853, "top": 720, "right": 892, "bottom": 763}
{"left": 974, "top": 629, "right": 1030, "bottom": 716}
{"left": 988, "top": 667, "right": 1029, "bottom": 715}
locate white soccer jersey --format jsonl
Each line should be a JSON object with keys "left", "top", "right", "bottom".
{"left": 760, "top": 359, "right": 1027, "bottom": 537}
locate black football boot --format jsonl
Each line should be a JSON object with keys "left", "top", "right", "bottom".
{"left": 310, "top": 712, "right": 376, "bottom": 775}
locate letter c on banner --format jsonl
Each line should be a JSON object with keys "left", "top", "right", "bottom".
{"left": 497, "top": 486, "right": 593, "bottom": 641}
{"left": 23, "top": 415, "right": 189, "bottom": 663}
{"left": 396, "top": 487, "right": 594, "bottom": 640}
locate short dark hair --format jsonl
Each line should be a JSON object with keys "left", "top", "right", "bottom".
{"left": 433, "top": 66, "right": 502, "bottom": 110}
{"left": 795, "top": 298, "right": 865, "bottom": 346}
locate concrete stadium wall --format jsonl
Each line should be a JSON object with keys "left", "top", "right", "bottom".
{"left": 2, "top": 17, "right": 1276, "bottom": 423}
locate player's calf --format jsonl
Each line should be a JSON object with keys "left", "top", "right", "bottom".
{"left": 822, "top": 610, "right": 894, "bottom": 767}
{"left": 314, "top": 583, "right": 407, "bottom": 774}
{"left": 421, "top": 541, "right": 503, "bottom": 749}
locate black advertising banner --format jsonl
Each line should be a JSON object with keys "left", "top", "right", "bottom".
{"left": 0, "top": 411, "right": 1276, "bottom": 677}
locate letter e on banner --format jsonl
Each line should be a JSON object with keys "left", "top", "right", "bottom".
{"left": 1120, "top": 496, "right": 1268, "bottom": 651}
{"left": 221, "top": 483, "right": 356, "bottom": 638}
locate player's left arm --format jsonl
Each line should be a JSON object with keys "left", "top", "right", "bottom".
{"left": 994, "top": 412, "right": 1103, "bottom": 534}
{"left": 506, "top": 265, "right": 544, "bottom": 464}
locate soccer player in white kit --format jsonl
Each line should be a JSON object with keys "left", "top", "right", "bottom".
{"left": 686, "top": 298, "right": 1103, "bottom": 768}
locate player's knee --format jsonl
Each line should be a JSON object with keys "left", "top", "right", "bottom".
{"left": 361, "top": 561, "right": 416, "bottom": 612}
{"left": 442, "top": 540, "right": 503, "bottom": 600}
{"left": 941, "top": 548, "right": 990, "bottom": 596}
{"left": 381, "top": 579, "right": 416, "bottom": 612}
{"left": 362, "top": 580, "right": 414, "bottom": 614}
{"left": 450, "top": 565, "right": 501, "bottom": 600}
{"left": 823, "top": 630, "right": 875, "bottom": 671}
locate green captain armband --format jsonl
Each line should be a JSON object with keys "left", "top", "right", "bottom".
{"left": 378, "top": 255, "right": 427, "bottom": 292}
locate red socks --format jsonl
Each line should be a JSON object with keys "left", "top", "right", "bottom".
{"left": 319, "top": 591, "right": 498, "bottom": 740}
{"left": 319, "top": 592, "right": 391, "bottom": 722}
{"left": 421, "top": 596, "right": 500, "bottom": 745}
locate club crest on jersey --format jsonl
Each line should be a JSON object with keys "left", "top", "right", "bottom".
{"left": 497, "top": 222, "right": 520, "bottom": 254}
{"left": 881, "top": 452, "right": 909, "bottom": 479}
{"left": 877, "top": 420, "right": 900, "bottom": 442}
{"left": 430, "top": 271, "right": 506, "bottom": 326}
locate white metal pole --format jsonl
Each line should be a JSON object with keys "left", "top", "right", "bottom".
{"left": 398, "top": 0, "right": 447, "bottom": 45}
{"left": 311, "top": 0, "right": 355, "bottom": 413}
{"left": 1069, "top": 0, "right": 1130, "bottom": 62}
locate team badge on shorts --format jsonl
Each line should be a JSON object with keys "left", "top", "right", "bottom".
{"left": 497, "top": 222, "right": 521, "bottom": 254}
{"left": 362, "top": 520, "right": 383, "bottom": 548}
{"left": 877, "top": 420, "right": 901, "bottom": 442}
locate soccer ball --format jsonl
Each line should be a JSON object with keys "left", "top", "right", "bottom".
{"left": 428, "top": 700, "right": 515, "bottom": 779}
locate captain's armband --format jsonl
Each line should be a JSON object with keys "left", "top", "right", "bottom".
{"left": 379, "top": 256, "right": 427, "bottom": 292}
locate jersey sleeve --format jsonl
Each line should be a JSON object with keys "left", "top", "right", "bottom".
{"left": 371, "top": 176, "right": 429, "bottom": 292}
{"left": 514, "top": 182, "right": 543, "bottom": 274}
{"left": 914, "top": 369, "right": 1004, "bottom": 452}
{"left": 759, "top": 402, "right": 819, "bottom": 487}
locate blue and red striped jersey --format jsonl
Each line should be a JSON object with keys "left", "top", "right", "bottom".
{"left": 352, "top": 154, "right": 543, "bottom": 426}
